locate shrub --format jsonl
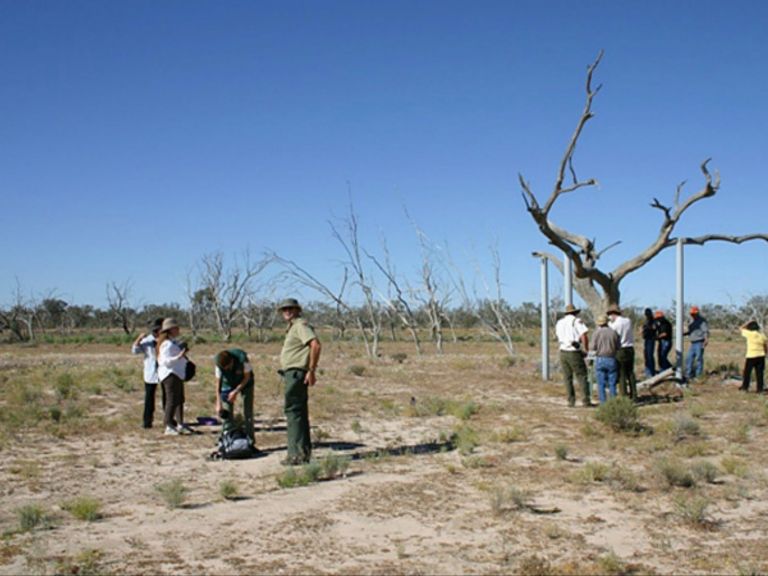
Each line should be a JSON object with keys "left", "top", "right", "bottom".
{"left": 154, "top": 478, "right": 188, "bottom": 509}
{"left": 554, "top": 444, "right": 569, "bottom": 460}
{"left": 671, "top": 414, "right": 701, "bottom": 441}
{"left": 219, "top": 480, "right": 239, "bottom": 500}
{"left": 595, "top": 396, "right": 641, "bottom": 433}
{"left": 721, "top": 456, "right": 749, "bottom": 478}
{"left": 674, "top": 495, "right": 712, "bottom": 528}
{"left": 573, "top": 461, "right": 610, "bottom": 484}
{"left": 348, "top": 365, "right": 366, "bottom": 377}
{"left": 490, "top": 484, "right": 531, "bottom": 516}
{"left": 691, "top": 461, "right": 720, "bottom": 484}
{"left": 319, "top": 453, "right": 350, "bottom": 479}
{"left": 656, "top": 458, "right": 696, "bottom": 488}
{"left": 493, "top": 427, "right": 527, "bottom": 443}
{"left": 62, "top": 496, "right": 102, "bottom": 521}
{"left": 17, "top": 503, "right": 51, "bottom": 532}
{"left": 450, "top": 400, "right": 479, "bottom": 421}
{"left": 451, "top": 425, "right": 479, "bottom": 455}
{"left": 55, "top": 373, "right": 78, "bottom": 401}
{"left": 390, "top": 352, "right": 408, "bottom": 364}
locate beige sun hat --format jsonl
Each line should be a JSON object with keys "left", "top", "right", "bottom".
{"left": 564, "top": 304, "right": 580, "bottom": 315}
{"left": 596, "top": 315, "right": 608, "bottom": 326}
{"left": 161, "top": 317, "right": 180, "bottom": 332}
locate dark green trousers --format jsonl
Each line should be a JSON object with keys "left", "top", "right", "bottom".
{"left": 220, "top": 382, "right": 254, "bottom": 443}
{"left": 561, "top": 350, "right": 591, "bottom": 406}
{"left": 283, "top": 368, "right": 311, "bottom": 462}
{"left": 615, "top": 347, "right": 637, "bottom": 398}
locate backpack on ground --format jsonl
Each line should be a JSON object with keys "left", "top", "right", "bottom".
{"left": 217, "top": 428, "right": 254, "bottom": 460}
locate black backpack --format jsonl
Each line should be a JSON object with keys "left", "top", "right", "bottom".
{"left": 217, "top": 428, "right": 254, "bottom": 460}
{"left": 184, "top": 359, "right": 196, "bottom": 382}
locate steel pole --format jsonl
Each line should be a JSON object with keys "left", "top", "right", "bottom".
{"left": 675, "top": 238, "right": 685, "bottom": 380}
{"left": 563, "top": 251, "right": 573, "bottom": 307}
{"left": 541, "top": 257, "right": 550, "bottom": 381}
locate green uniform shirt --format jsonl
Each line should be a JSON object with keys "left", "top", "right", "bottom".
{"left": 280, "top": 317, "right": 318, "bottom": 370}
{"left": 218, "top": 348, "right": 253, "bottom": 391}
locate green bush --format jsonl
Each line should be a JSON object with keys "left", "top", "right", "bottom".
{"left": 656, "top": 458, "right": 696, "bottom": 488}
{"left": 691, "top": 461, "right": 720, "bottom": 484}
{"left": 62, "top": 496, "right": 102, "bottom": 521}
{"left": 671, "top": 414, "right": 701, "bottom": 441}
{"left": 17, "top": 503, "right": 51, "bottom": 532}
{"left": 554, "top": 444, "right": 569, "bottom": 460}
{"left": 390, "top": 352, "right": 408, "bottom": 364}
{"left": 154, "top": 478, "right": 188, "bottom": 509}
{"left": 595, "top": 397, "right": 641, "bottom": 433}
{"left": 348, "top": 365, "right": 366, "bottom": 377}
{"left": 55, "top": 373, "right": 78, "bottom": 400}
{"left": 219, "top": 480, "right": 239, "bottom": 500}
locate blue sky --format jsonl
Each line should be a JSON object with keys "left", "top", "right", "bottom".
{"left": 1, "top": 0, "right": 766, "bottom": 311}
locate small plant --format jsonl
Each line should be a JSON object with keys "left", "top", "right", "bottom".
{"left": 691, "top": 461, "right": 720, "bottom": 484}
{"left": 219, "top": 480, "right": 239, "bottom": 500}
{"left": 610, "top": 465, "right": 642, "bottom": 492}
{"left": 721, "top": 456, "right": 749, "bottom": 478}
{"left": 517, "top": 555, "right": 552, "bottom": 576}
{"left": 390, "top": 352, "right": 408, "bottom": 364}
{"left": 674, "top": 495, "right": 712, "bottom": 528}
{"left": 62, "top": 496, "right": 103, "bottom": 521}
{"left": 319, "top": 453, "right": 350, "bottom": 479}
{"left": 154, "top": 478, "right": 188, "bottom": 509}
{"left": 55, "top": 373, "right": 78, "bottom": 400}
{"left": 731, "top": 422, "right": 752, "bottom": 444}
{"left": 499, "top": 356, "right": 517, "bottom": 369}
{"left": 596, "top": 551, "right": 627, "bottom": 576}
{"left": 490, "top": 484, "right": 531, "bottom": 516}
{"left": 276, "top": 467, "right": 310, "bottom": 489}
{"left": 348, "top": 364, "right": 366, "bottom": 377}
{"left": 656, "top": 458, "right": 696, "bottom": 488}
{"left": 595, "top": 396, "right": 641, "bottom": 433}
{"left": 573, "top": 461, "right": 610, "bottom": 484}
{"left": 554, "top": 444, "right": 569, "bottom": 460}
{"left": 350, "top": 420, "right": 364, "bottom": 435}
{"left": 450, "top": 400, "right": 479, "bottom": 421}
{"left": 671, "top": 414, "right": 701, "bottom": 441}
{"left": 55, "top": 549, "right": 104, "bottom": 576}
{"left": 451, "top": 425, "right": 479, "bottom": 455}
{"left": 493, "top": 426, "right": 527, "bottom": 444}
{"left": 17, "top": 503, "right": 51, "bottom": 532}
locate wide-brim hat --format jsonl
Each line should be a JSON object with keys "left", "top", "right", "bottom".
{"left": 606, "top": 305, "right": 621, "bottom": 315}
{"left": 277, "top": 298, "right": 302, "bottom": 311}
{"left": 564, "top": 304, "right": 580, "bottom": 315}
{"left": 161, "top": 317, "right": 180, "bottom": 332}
{"left": 149, "top": 317, "right": 164, "bottom": 332}
{"left": 596, "top": 315, "right": 608, "bottom": 326}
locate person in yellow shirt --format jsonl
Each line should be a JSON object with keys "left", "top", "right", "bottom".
{"left": 739, "top": 320, "right": 767, "bottom": 393}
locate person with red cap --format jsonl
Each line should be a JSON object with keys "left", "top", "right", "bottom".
{"left": 684, "top": 306, "right": 709, "bottom": 380}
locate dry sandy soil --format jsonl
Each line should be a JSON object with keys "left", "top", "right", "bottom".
{"left": 1, "top": 333, "right": 767, "bottom": 575}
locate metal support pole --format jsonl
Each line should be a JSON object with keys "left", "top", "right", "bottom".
{"left": 541, "top": 257, "right": 550, "bottom": 381}
{"left": 675, "top": 238, "right": 685, "bottom": 380}
{"left": 563, "top": 251, "right": 573, "bottom": 307}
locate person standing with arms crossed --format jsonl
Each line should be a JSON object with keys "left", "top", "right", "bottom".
{"left": 278, "top": 299, "right": 321, "bottom": 465}
{"left": 685, "top": 306, "right": 709, "bottom": 381}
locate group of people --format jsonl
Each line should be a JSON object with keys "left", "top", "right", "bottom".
{"left": 132, "top": 298, "right": 321, "bottom": 465}
{"left": 555, "top": 302, "right": 766, "bottom": 406}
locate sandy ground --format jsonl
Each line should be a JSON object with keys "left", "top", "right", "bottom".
{"left": 1, "top": 337, "right": 767, "bottom": 575}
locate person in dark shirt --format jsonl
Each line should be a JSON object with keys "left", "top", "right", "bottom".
{"left": 641, "top": 308, "right": 656, "bottom": 377}
{"left": 655, "top": 311, "right": 673, "bottom": 371}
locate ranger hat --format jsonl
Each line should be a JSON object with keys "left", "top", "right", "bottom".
{"left": 277, "top": 298, "right": 302, "bottom": 311}
{"left": 564, "top": 304, "right": 580, "bottom": 315}
{"left": 160, "top": 317, "right": 180, "bottom": 332}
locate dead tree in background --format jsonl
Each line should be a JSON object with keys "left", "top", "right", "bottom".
{"left": 330, "top": 202, "right": 383, "bottom": 358}
{"left": 411, "top": 224, "right": 451, "bottom": 354}
{"left": 106, "top": 281, "right": 133, "bottom": 335}
{"left": 367, "top": 237, "right": 423, "bottom": 355}
{"left": 197, "top": 251, "right": 271, "bottom": 342}
{"left": 520, "top": 50, "right": 768, "bottom": 316}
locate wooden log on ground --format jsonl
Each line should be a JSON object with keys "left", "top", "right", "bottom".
{"left": 636, "top": 368, "right": 677, "bottom": 392}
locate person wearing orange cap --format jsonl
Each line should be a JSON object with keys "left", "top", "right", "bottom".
{"left": 684, "top": 306, "right": 709, "bottom": 380}
{"left": 654, "top": 311, "right": 673, "bottom": 371}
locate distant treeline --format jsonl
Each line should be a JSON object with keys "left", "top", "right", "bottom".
{"left": 2, "top": 295, "right": 766, "bottom": 349}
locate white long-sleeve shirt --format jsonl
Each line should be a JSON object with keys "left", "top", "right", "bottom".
{"left": 131, "top": 334, "right": 159, "bottom": 384}
{"left": 157, "top": 339, "right": 188, "bottom": 381}
{"left": 608, "top": 315, "right": 634, "bottom": 348}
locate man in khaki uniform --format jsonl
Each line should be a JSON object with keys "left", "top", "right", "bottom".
{"left": 278, "top": 298, "right": 321, "bottom": 465}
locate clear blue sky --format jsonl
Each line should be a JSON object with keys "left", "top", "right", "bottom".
{"left": 1, "top": 0, "right": 766, "bottom": 311}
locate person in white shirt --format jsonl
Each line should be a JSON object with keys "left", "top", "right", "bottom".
{"left": 156, "top": 318, "right": 190, "bottom": 435}
{"left": 555, "top": 304, "right": 592, "bottom": 407}
{"left": 607, "top": 305, "right": 637, "bottom": 399}
{"left": 131, "top": 317, "right": 163, "bottom": 428}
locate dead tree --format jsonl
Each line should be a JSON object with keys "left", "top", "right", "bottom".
{"left": 106, "top": 281, "right": 133, "bottom": 335}
{"left": 329, "top": 202, "right": 383, "bottom": 358}
{"left": 197, "top": 251, "right": 271, "bottom": 342}
{"left": 520, "top": 51, "right": 768, "bottom": 315}
{"left": 367, "top": 238, "right": 423, "bottom": 355}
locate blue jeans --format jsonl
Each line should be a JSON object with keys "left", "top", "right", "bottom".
{"left": 686, "top": 340, "right": 705, "bottom": 379}
{"left": 658, "top": 339, "right": 672, "bottom": 371}
{"left": 595, "top": 356, "right": 618, "bottom": 403}
{"left": 643, "top": 339, "right": 656, "bottom": 377}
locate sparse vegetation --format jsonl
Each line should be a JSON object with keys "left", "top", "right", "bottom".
{"left": 17, "top": 503, "right": 52, "bottom": 532}
{"left": 62, "top": 496, "right": 103, "bottom": 521}
{"left": 154, "top": 478, "right": 188, "bottom": 509}
{"left": 595, "top": 396, "right": 642, "bottom": 433}
{"left": 219, "top": 480, "right": 239, "bottom": 500}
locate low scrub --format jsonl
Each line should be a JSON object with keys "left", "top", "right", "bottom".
{"left": 656, "top": 458, "right": 696, "bottom": 488}
{"left": 154, "top": 478, "right": 188, "bottom": 509}
{"left": 276, "top": 455, "right": 350, "bottom": 489}
{"left": 595, "top": 397, "right": 642, "bottom": 433}
{"left": 62, "top": 496, "right": 103, "bottom": 521}
{"left": 17, "top": 503, "right": 53, "bottom": 532}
